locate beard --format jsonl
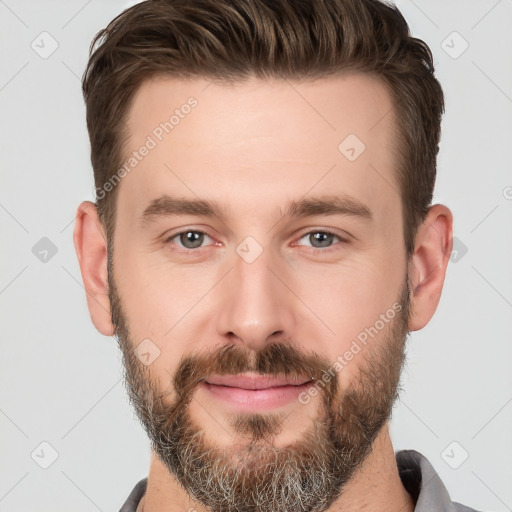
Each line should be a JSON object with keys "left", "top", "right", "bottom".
{"left": 107, "top": 259, "right": 411, "bottom": 512}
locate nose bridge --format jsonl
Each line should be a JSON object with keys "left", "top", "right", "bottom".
{"left": 215, "top": 241, "right": 295, "bottom": 350}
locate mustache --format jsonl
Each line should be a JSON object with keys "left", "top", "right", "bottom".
{"left": 172, "top": 341, "right": 338, "bottom": 403}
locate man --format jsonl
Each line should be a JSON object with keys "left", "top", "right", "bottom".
{"left": 72, "top": 0, "right": 482, "bottom": 511}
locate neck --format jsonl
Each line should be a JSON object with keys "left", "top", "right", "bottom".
{"left": 137, "top": 424, "right": 415, "bottom": 512}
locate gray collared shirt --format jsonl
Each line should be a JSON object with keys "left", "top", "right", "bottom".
{"left": 396, "top": 450, "right": 482, "bottom": 511}
{"left": 120, "top": 449, "right": 483, "bottom": 511}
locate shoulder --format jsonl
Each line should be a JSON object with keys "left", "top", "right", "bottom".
{"left": 453, "top": 503, "right": 485, "bottom": 512}
{"left": 395, "top": 449, "right": 485, "bottom": 512}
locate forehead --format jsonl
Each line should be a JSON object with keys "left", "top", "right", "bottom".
{"left": 125, "top": 72, "right": 396, "bottom": 152}
{"left": 118, "top": 73, "right": 400, "bottom": 227}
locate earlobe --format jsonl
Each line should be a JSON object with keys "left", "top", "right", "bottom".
{"left": 73, "top": 201, "right": 115, "bottom": 336}
{"left": 407, "top": 204, "right": 453, "bottom": 332}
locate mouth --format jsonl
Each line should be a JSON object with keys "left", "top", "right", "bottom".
{"left": 201, "top": 373, "right": 315, "bottom": 411}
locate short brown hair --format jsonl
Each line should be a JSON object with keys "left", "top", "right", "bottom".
{"left": 82, "top": 0, "right": 444, "bottom": 258}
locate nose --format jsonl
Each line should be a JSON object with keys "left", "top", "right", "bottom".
{"left": 215, "top": 245, "right": 297, "bottom": 353}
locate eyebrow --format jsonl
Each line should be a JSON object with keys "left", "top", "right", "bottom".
{"left": 138, "top": 193, "right": 373, "bottom": 226}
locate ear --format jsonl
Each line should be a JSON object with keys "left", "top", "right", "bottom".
{"left": 73, "top": 201, "right": 114, "bottom": 336}
{"left": 407, "top": 204, "right": 453, "bottom": 331}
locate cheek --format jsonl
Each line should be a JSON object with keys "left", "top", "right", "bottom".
{"left": 115, "top": 244, "right": 206, "bottom": 329}
{"left": 288, "top": 256, "right": 405, "bottom": 382}
{"left": 291, "top": 256, "right": 395, "bottom": 329}
{"left": 114, "top": 250, "right": 226, "bottom": 389}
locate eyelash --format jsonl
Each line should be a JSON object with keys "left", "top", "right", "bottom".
{"left": 164, "top": 229, "right": 349, "bottom": 255}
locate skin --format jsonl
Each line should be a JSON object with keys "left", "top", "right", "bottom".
{"left": 73, "top": 72, "right": 453, "bottom": 511}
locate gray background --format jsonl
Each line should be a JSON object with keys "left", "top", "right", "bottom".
{"left": 1, "top": 0, "right": 511, "bottom": 510}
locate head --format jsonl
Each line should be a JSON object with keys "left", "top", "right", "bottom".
{"left": 74, "top": 1, "right": 453, "bottom": 511}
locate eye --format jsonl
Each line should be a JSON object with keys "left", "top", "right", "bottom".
{"left": 295, "top": 230, "right": 347, "bottom": 251}
{"left": 166, "top": 230, "right": 214, "bottom": 250}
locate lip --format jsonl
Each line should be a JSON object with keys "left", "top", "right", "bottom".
{"left": 206, "top": 372, "right": 312, "bottom": 389}
{"left": 201, "top": 373, "right": 314, "bottom": 411}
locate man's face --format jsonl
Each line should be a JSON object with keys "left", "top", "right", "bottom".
{"left": 109, "top": 73, "right": 411, "bottom": 511}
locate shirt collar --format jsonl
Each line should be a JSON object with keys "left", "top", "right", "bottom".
{"left": 396, "top": 449, "right": 459, "bottom": 511}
